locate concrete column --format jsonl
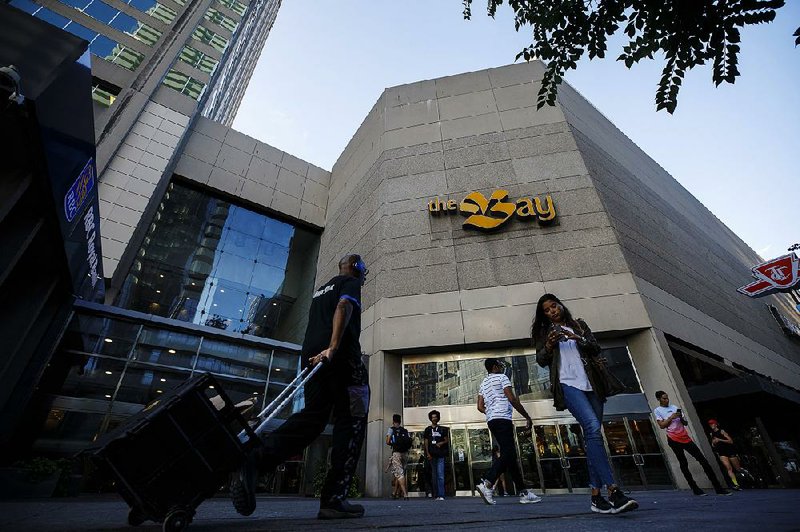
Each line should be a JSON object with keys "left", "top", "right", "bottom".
{"left": 627, "top": 328, "right": 726, "bottom": 490}
{"left": 364, "top": 350, "right": 404, "bottom": 497}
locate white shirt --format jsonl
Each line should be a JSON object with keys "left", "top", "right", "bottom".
{"left": 479, "top": 373, "right": 513, "bottom": 421}
{"left": 558, "top": 326, "right": 592, "bottom": 391}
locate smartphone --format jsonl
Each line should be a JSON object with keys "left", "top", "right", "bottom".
{"left": 676, "top": 408, "right": 682, "bottom": 414}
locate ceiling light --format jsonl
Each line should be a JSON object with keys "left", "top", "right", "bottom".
{"left": 159, "top": 274, "right": 164, "bottom": 278}
{"left": 160, "top": 378, "right": 166, "bottom": 382}
{"left": 156, "top": 290, "right": 161, "bottom": 293}
{"left": 168, "top": 349, "right": 176, "bottom": 354}
{"left": 213, "top": 303, "right": 218, "bottom": 307}
{"left": 105, "top": 394, "right": 112, "bottom": 398}
{"left": 272, "top": 302, "right": 277, "bottom": 306}
{"left": 191, "top": 282, "right": 196, "bottom": 286}
{"left": 104, "top": 338, "right": 113, "bottom": 343}
{"left": 220, "top": 289, "right": 225, "bottom": 293}
{"left": 208, "top": 385, "right": 215, "bottom": 389}
{"left": 274, "top": 368, "right": 281, "bottom": 371}
{"left": 156, "top": 390, "right": 163, "bottom": 394}
{"left": 105, "top": 371, "right": 112, "bottom": 375}
{"left": 253, "top": 391, "right": 259, "bottom": 395}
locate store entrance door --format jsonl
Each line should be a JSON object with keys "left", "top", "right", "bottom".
{"left": 603, "top": 416, "right": 673, "bottom": 489}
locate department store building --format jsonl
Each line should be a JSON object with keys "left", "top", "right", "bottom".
{"left": 16, "top": 61, "right": 800, "bottom": 497}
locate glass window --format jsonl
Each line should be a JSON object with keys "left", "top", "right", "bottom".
{"left": 162, "top": 69, "right": 206, "bottom": 100}
{"left": 178, "top": 45, "right": 219, "bottom": 74}
{"left": 91, "top": 34, "right": 145, "bottom": 71}
{"left": 192, "top": 25, "right": 228, "bottom": 53}
{"left": 69, "top": 315, "right": 141, "bottom": 359}
{"left": 195, "top": 339, "right": 269, "bottom": 380}
{"left": 127, "top": 0, "right": 177, "bottom": 24}
{"left": 58, "top": 356, "right": 127, "bottom": 400}
{"left": 91, "top": 80, "right": 120, "bottom": 107}
{"left": 114, "top": 363, "right": 192, "bottom": 405}
{"left": 403, "top": 354, "right": 551, "bottom": 408}
{"left": 55, "top": 0, "right": 163, "bottom": 46}
{"left": 116, "top": 182, "right": 320, "bottom": 343}
{"left": 217, "top": 0, "right": 246, "bottom": 16}
{"left": 133, "top": 328, "right": 200, "bottom": 368}
{"left": 602, "top": 347, "right": 642, "bottom": 393}
{"left": 204, "top": 7, "right": 238, "bottom": 32}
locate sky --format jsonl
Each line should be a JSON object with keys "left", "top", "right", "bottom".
{"left": 233, "top": 0, "right": 799, "bottom": 261}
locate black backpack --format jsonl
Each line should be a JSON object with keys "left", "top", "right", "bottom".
{"left": 392, "top": 427, "right": 412, "bottom": 453}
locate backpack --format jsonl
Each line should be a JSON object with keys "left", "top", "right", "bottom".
{"left": 392, "top": 427, "right": 412, "bottom": 453}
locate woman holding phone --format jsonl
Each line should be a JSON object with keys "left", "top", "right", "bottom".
{"left": 532, "top": 293, "right": 638, "bottom": 515}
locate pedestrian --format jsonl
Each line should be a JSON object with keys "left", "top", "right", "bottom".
{"left": 532, "top": 293, "right": 638, "bottom": 514}
{"left": 386, "top": 414, "right": 411, "bottom": 499}
{"left": 475, "top": 358, "right": 542, "bottom": 505}
{"left": 230, "top": 254, "right": 371, "bottom": 519}
{"left": 423, "top": 410, "right": 449, "bottom": 500}
{"left": 707, "top": 419, "right": 743, "bottom": 490}
{"left": 652, "top": 391, "right": 731, "bottom": 496}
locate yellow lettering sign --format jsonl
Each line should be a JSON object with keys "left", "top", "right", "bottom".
{"left": 428, "top": 190, "right": 557, "bottom": 230}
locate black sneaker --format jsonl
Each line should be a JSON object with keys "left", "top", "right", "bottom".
{"left": 591, "top": 495, "right": 613, "bottom": 514}
{"left": 229, "top": 453, "right": 258, "bottom": 516}
{"left": 608, "top": 487, "right": 638, "bottom": 514}
{"left": 692, "top": 487, "right": 707, "bottom": 496}
{"left": 715, "top": 488, "right": 733, "bottom": 496}
{"left": 317, "top": 499, "right": 365, "bottom": 520}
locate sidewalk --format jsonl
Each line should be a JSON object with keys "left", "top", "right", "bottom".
{"left": 1, "top": 489, "right": 798, "bottom": 531}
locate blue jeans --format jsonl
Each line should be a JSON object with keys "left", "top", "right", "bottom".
{"left": 561, "top": 384, "right": 615, "bottom": 489}
{"left": 430, "top": 456, "right": 445, "bottom": 498}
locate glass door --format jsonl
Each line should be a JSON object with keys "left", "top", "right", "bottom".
{"left": 515, "top": 425, "right": 542, "bottom": 492}
{"left": 468, "top": 427, "right": 493, "bottom": 492}
{"left": 627, "top": 417, "right": 673, "bottom": 488}
{"left": 534, "top": 424, "right": 569, "bottom": 491}
{"left": 405, "top": 430, "right": 429, "bottom": 495}
{"left": 450, "top": 427, "right": 472, "bottom": 494}
{"left": 603, "top": 419, "right": 644, "bottom": 488}
{"left": 560, "top": 423, "right": 591, "bottom": 492}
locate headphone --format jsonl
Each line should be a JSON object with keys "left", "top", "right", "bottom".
{"left": 352, "top": 256, "right": 368, "bottom": 278}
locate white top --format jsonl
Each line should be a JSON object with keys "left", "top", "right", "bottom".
{"left": 478, "top": 373, "right": 513, "bottom": 421}
{"left": 558, "top": 326, "right": 592, "bottom": 391}
{"left": 653, "top": 405, "right": 692, "bottom": 442}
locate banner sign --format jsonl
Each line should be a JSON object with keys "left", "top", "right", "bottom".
{"left": 64, "top": 158, "right": 95, "bottom": 223}
{"left": 737, "top": 253, "right": 800, "bottom": 297}
{"left": 428, "top": 189, "right": 556, "bottom": 230}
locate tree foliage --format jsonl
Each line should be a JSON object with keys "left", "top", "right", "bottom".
{"left": 463, "top": 0, "right": 795, "bottom": 113}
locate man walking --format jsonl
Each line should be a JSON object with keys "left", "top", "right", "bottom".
{"left": 386, "top": 414, "right": 411, "bottom": 499}
{"left": 423, "top": 410, "right": 449, "bottom": 500}
{"left": 653, "top": 391, "right": 731, "bottom": 496}
{"left": 230, "top": 254, "right": 371, "bottom": 519}
{"left": 475, "top": 358, "right": 542, "bottom": 505}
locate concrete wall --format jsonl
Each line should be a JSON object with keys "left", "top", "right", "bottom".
{"left": 320, "top": 62, "right": 674, "bottom": 496}
{"left": 558, "top": 83, "right": 800, "bottom": 390}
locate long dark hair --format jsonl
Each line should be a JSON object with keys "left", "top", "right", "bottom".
{"left": 531, "top": 293, "right": 575, "bottom": 343}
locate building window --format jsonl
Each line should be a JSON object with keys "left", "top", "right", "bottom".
{"left": 10, "top": 0, "right": 145, "bottom": 71}
{"left": 162, "top": 69, "right": 206, "bottom": 100}
{"left": 91, "top": 78, "right": 121, "bottom": 106}
{"left": 56, "top": 0, "right": 163, "bottom": 46}
{"left": 125, "top": 0, "right": 177, "bottom": 25}
{"left": 217, "top": 0, "right": 246, "bottom": 17}
{"left": 116, "top": 182, "right": 320, "bottom": 344}
{"left": 204, "top": 7, "right": 238, "bottom": 33}
{"left": 178, "top": 45, "right": 219, "bottom": 75}
{"left": 192, "top": 25, "right": 228, "bottom": 53}
{"left": 404, "top": 354, "right": 551, "bottom": 408}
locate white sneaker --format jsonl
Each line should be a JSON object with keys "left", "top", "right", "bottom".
{"left": 476, "top": 482, "right": 496, "bottom": 505}
{"left": 435, "top": 497, "right": 445, "bottom": 501}
{"left": 519, "top": 490, "right": 542, "bottom": 504}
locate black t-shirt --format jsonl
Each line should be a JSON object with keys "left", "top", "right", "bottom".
{"left": 301, "top": 275, "right": 362, "bottom": 367}
{"left": 424, "top": 425, "right": 450, "bottom": 457}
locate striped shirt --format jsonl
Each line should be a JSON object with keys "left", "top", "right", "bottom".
{"left": 479, "top": 373, "right": 513, "bottom": 421}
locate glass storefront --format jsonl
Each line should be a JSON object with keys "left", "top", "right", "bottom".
{"left": 402, "top": 347, "right": 671, "bottom": 495}
{"left": 33, "top": 310, "right": 303, "bottom": 457}
{"left": 115, "top": 181, "right": 319, "bottom": 344}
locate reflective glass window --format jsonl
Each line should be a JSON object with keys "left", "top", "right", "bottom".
{"left": 55, "top": 0, "right": 163, "bottom": 45}
{"left": 162, "top": 69, "right": 206, "bottom": 100}
{"left": 114, "top": 363, "right": 192, "bottom": 405}
{"left": 58, "top": 356, "right": 127, "bottom": 400}
{"left": 602, "top": 347, "right": 642, "bottom": 393}
{"left": 217, "top": 0, "right": 246, "bottom": 16}
{"left": 178, "top": 45, "right": 219, "bottom": 74}
{"left": 126, "top": 0, "right": 177, "bottom": 24}
{"left": 91, "top": 82, "right": 119, "bottom": 107}
{"left": 194, "top": 339, "right": 270, "bottom": 380}
{"left": 204, "top": 7, "right": 238, "bottom": 32}
{"left": 133, "top": 328, "right": 200, "bottom": 368}
{"left": 192, "top": 25, "right": 228, "bottom": 53}
{"left": 403, "top": 354, "right": 551, "bottom": 408}
{"left": 116, "top": 182, "right": 319, "bottom": 343}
